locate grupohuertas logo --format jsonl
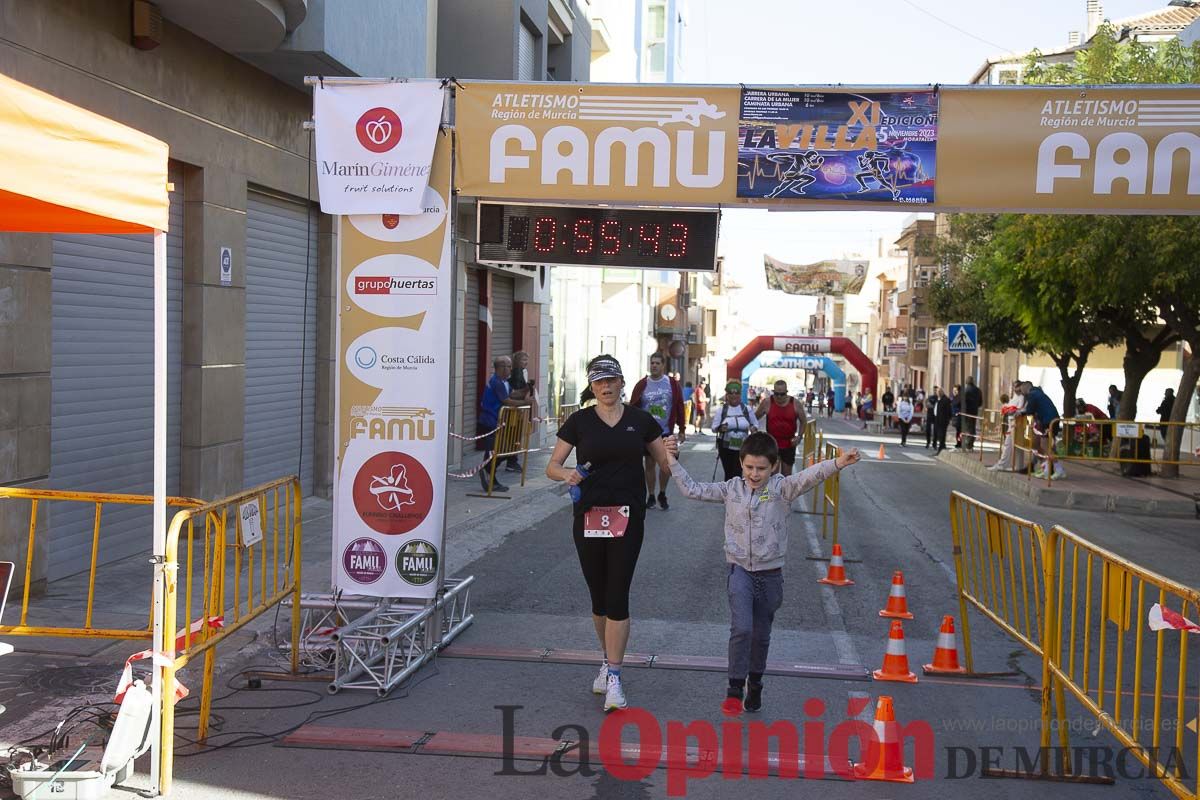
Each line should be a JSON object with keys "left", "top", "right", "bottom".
{"left": 356, "top": 106, "right": 403, "bottom": 153}
{"left": 396, "top": 539, "right": 438, "bottom": 585}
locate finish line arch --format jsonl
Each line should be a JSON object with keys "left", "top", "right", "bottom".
{"left": 727, "top": 335, "right": 878, "bottom": 404}
{"left": 739, "top": 354, "right": 848, "bottom": 412}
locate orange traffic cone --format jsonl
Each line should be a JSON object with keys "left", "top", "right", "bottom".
{"left": 818, "top": 543, "right": 854, "bottom": 586}
{"left": 877, "top": 442, "right": 886, "bottom": 460}
{"left": 923, "top": 615, "right": 967, "bottom": 675}
{"left": 851, "top": 695, "right": 915, "bottom": 783}
{"left": 873, "top": 619, "right": 918, "bottom": 683}
{"left": 879, "top": 570, "right": 914, "bottom": 619}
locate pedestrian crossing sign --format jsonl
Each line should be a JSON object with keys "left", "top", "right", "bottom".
{"left": 946, "top": 323, "right": 978, "bottom": 353}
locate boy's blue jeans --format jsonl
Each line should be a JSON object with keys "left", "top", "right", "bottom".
{"left": 727, "top": 563, "right": 784, "bottom": 681}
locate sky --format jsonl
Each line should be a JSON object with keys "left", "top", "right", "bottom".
{"left": 679, "top": 0, "right": 1176, "bottom": 302}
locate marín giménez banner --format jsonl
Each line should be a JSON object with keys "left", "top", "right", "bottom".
{"left": 764, "top": 255, "right": 868, "bottom": 296}
{"left": 314, "top": 81, "right": 445, "bottom": 215}
{"left": 738, "top": 88, "right": 937, "bottom": 205}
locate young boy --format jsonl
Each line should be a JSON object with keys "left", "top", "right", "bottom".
{"left": 668, "top": 432, "right": 860, "bottom": 712}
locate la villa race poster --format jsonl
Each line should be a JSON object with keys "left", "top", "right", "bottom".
{"left": 737, "top": 88, "right": 938, "bottom": 205}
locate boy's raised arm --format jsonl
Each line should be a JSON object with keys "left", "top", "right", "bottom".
{"left": 780, "top": 448, "right": 860, "bottom": 501}
{"left": 668, "top": 456, "right": 729, "bottom": 502}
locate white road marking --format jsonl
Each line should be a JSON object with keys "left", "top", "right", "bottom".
{"left": 902, "top": 451, "right": 935, "bottom": 462}
{"left": 690, "top": 442, "right": 716, "bottom": 452}
{"left": 798, "top": 502, "right": 860, "bottom": 668}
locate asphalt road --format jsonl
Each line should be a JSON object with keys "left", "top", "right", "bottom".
{"left": 155, "top": 417, "right": 1197, "bottom": 800}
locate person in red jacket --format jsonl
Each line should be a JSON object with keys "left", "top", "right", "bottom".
{"left": 629, "top": 353, "right": 686, "bottom": 510}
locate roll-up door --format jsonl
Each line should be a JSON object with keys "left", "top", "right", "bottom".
{"left": 461, "top": 268, "right": 479, "bottom": 440}
{"left": 492, "top": 274, "right": 515, "bottom": 362}
{"left": 518, "top": 23, "right": 537, "bottom": 81}
{"left": 244, "top": 191, "right": 317, "bottom": 494}
{"left": 48, "top": 166, "right": 184, "bottom": 580}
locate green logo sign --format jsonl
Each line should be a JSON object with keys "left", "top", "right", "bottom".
{"left": 395, "top": 539, "right": 438, "bottom": 586}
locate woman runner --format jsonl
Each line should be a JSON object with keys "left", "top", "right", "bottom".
{"left": 547, "top": 355, "right": 678, "bottom": 711}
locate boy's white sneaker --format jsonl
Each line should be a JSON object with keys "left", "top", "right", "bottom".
{"left": 592, "top": 663, "right": 608, "bottom": 694}
{"left": 604, "top": 673, "right": 627, "bottom": 711}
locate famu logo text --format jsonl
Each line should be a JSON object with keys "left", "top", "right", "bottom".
{"left": 489, "top": 93, "right": 728, "bottom": 189}
{"left": 350, "top": 405, "right": 436, "bottom": 442}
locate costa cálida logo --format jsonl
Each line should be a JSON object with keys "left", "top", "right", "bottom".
{"left": 351, "top": 451, "right": 434, "bottom": 534}
{"left": 356, "top": 107, "right": 403, "bottom": 153}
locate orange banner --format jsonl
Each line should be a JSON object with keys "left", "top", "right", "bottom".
{"left": 938, "top": 86, "right": 1200, "bottom": 214}
{"left": 455, "top": 82, "right": 740, "bottom": 204}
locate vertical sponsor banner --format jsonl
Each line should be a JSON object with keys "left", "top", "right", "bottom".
{"left": 937, "top": 87, "right": 1200, "bottom": 213}
{"left": 737, "top": 88, "right": 938, "bottom": 205}
{"left": 314, "top": 81, "right": 445, "bottom": 215}
{"left": 333, "top": 135, "right": 452, "bottom": 598}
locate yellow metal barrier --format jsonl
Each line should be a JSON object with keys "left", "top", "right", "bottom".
{"left": 480, "top": 404, "right": 533, "bottom": 496}
{"left": 948, "top": 491, "right": 1049, "bottom": 671}
{"left": 1056, "top": 417, "right": 1200, "bottom": 468}
{"left": 820, "top": 440, "right": 840, "bottom": 545}
{"left": 558, "top": 402, "right": 580, "bottom": 426}
{"left": 0, "top": 487, "right": 203, "bottom": 640}
{"left": 160, "top": 475, "right": 302, "bottom": 796}
{"left": 1042, "top": 524, "right": 1200, "bottom": 799}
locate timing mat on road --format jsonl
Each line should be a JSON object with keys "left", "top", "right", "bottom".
{"left": 439, "top": 645, "right": 869, "bottom": 681}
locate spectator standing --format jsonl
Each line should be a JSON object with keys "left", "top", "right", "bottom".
{"left": 1156, "top": 388, "right": 1176, "bottom": 443}
{"left": 961, "top": 376, "right": 983, "bottom": 451}
{"left": 950, "top": 385, "right": 962, "bottom": 448}
{"left": 1017, "top": 381, "right": 1064, "bottom": 480}
{"left": 990, "top": 382, "right": 1025, "bottom": 472}
{"left": 1107, "top": 384, "right": 1123, "bottom": 420}
{"left": 478, "top": 355, "right": 523, "bottom": 492}
{"left": 826, "top": 388, "right": 835, "bottom": 418}
{"left": 932, "top": 387, "right": 953, "bottom": 453}
{"left": 629, "top": 353, "right": 686, "bottom": 510}
{"left": 924, "top": 386, "right": 938, "bottom": 448}
{"left": 896, "top": 394, "right": 914, "bottom": 446}
{"left": 881, "top": 386, "right": 895, "bottom": 429}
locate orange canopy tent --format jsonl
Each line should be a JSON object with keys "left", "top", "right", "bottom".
{"left": 0, "top": 70, "right": 172, "bottom": 787}
{"left": 0, "top": 72, "right": 169, "bottom": 233}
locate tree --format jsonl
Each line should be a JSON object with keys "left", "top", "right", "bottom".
{"left": 1012, "top": 27, "right": 1200, "bottom": 422}
{"left": 929, "top": 215, "right": 1033, "bottom": 354}
{"left": 1141, "top": 218, "right": 1200, "bottom": 474}
{"left": 929, "top": 213, "right": 1123, "bottom": 415}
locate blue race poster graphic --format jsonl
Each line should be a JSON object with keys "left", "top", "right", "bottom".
{"left": 737, "top": 89, "right": 938, "bottom": 204}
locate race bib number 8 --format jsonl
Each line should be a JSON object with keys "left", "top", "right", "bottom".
{"left": 583, "top": 505, "right": 630, "bottom": 538}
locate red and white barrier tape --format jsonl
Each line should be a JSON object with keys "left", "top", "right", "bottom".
{"left": 115, "top": 650, "right": 188, "bottom": 705}
{"left": 1149, "top": 603, "right": 1200, "bottom": 633}
{"left": 447, "top": 459, "right": 493, "bottom": 479}
{"left": 446, "top": 447, "right": 553, "bottom": 479}
{"left": 449, "top": 422, "right": 504, "bottom": 442}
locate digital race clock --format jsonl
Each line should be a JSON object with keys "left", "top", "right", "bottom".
{"left": 476, "top": 201, "right": 720, "bottom": 272}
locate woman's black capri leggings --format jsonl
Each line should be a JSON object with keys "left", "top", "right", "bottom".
{"left": 572, "top": 514, "right": 645, "bottom": 621}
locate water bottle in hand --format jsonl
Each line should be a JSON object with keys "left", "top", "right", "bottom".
{"left": 568, "top": 462, "right": 591, "bottom": 503}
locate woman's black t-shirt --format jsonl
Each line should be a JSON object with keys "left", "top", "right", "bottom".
{"left": 558, "top": 405, "right": 662, "bottom": 517}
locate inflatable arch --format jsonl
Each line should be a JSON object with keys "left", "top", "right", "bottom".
{"left": 727, "top": 335, "right": 878, "bottom": 406}
{"left": 739, "top": 354, "right": 848, "bottom": 412}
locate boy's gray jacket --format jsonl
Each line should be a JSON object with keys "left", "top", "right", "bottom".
{"left": 670, "top": 459, "right": 839, "bottom": 572}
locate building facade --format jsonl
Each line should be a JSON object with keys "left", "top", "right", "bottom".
{"left": 0, "top": 0, "right": 591, "bottom": 588}
{"left": 436, "top": 0, "right": 593, "bottom": 468}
